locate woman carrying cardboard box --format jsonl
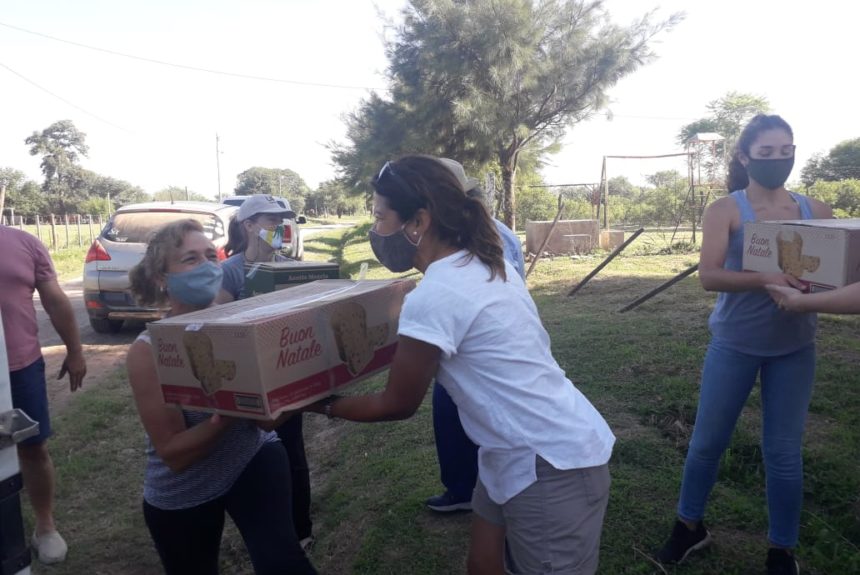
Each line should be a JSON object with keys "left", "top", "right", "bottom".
{"left": 126, "top": 219, "right": 316, "bottom": 575}
{"left": 217, "top": 195, "right": 316, "bottom": 552}
{"left": 304, "top": 155, "right": 616, "bottom": 575}
{"left": 654, "top": 115, "right": 832, "bottom": 575}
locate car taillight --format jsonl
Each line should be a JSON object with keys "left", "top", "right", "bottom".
{"left": 216, "top": 246, "right": 227, "bottom": 261}
{"left": 283, "top": 226, "right": 292, "bottom": 242}
{"left": 85, "top": 240, "right": 111, "bottom": 263}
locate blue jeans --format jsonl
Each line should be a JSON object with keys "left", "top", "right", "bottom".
{"left": 432, "top": 382, "right": 478, "bottom": 502}
{"left": 678, "top": 342, "right": 816, "bottom": 548}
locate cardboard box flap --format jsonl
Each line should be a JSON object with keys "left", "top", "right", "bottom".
{"left": 761, "top": 218, "right": 860, "bottom": 231}
{"left": 154, "top": 280, "right": 406, "bottom": 326}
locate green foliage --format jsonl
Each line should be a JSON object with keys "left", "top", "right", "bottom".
{"left": 804, "top": 179, "right": 860, "bottom": 217}
{"left": 678, "top": 92, "right": 771, "bottom": 148}
{"left": 801, "top": 138, "right": 860, "bottom": 186}
{"left": 234, "top": 167, "right": 310, "bottom": 212}
{"left": 334, "top": 0, "right": 681, "bottom": 229}
{"left": 152, "top": 186, "right": 212, "bottom": 203}
{"left": 307, "top": 180, "right": 365, "bottom": 217}
{"left": 25, "top": 119, "right": 89, "bottom": 212}
{"left": 677, "top": 92, "right": 770, "bottom": 189}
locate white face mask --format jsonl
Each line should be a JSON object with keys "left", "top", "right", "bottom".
{"left": 258, "top": 225, "right": 285, "bottom": 249}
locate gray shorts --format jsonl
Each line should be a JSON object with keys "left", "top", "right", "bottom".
{"left": 472, "top": 458, "right": 610, "bottom": 575}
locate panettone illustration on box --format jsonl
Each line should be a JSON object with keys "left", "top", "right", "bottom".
{"left": 776, "top": 230, "right": 820, "bottom": 278}
{"left": 183, "top": 331, "right": 237, "bottom": 396}
{"left": 329, "top": 302, "right": 390, "bottom": 376}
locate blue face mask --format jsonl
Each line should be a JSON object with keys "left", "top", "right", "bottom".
{"left": 166, "top": 261, "right": 223, "bottom": 307}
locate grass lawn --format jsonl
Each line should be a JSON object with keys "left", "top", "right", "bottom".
{"left": 34, "top": 224, "right": 858, "bottom": 574}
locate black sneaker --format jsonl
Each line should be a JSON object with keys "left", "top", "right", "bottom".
{"left": 654, "top": 519, "right": 712, "bottom": 565}
{"left": 425, "top": 492, "right": 472, "bottom": 513}
{"left": 766, "top": 549, "right": 800, "bottom": 575}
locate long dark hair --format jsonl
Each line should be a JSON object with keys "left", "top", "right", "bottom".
{"left": 372, "top": 155, "right": 506, "bottom": 281}
{"left": 726, "top": 114, "right": 794, "bottom": 192}
{"left": 224, "top": 214, "right": 265, "bottom": 257}
{"left": 129, "top": 219, "right": 204, "bottom": 306}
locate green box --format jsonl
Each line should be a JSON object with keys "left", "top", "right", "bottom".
{"left": 243, "top": 261, "right": 341, "bottom": 297}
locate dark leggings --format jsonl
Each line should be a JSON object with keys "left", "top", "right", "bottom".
{"left": 276, "top": 412, "right": 313, "bottom": 540}
{"left": 143, "top": 442, "right": 317, "bottom": 575}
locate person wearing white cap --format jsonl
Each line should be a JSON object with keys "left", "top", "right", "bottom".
{"left": 425, "top": 159, "right": 527, "bottom": 514}
{"left": 218, "top": 195, "right": 316, "bottom": 551}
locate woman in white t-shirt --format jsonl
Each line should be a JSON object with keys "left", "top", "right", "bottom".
{"left": 306, "top": 155, "right": 615, "bottom": 574}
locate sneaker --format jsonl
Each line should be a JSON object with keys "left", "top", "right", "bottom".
{"left": 299, "top": 536, "right": 315, "bottom": 553}
{"left": 766, "top": 548, "right": 800, "bottom": 575}
{"left": 425, "top": 492, "right": 472, "bottom": 513}
{"left": 31, "top": 530, "right": 68, "bottom": 564}
{"left": 654, "top": 519, "right": 711, "bottom": 565}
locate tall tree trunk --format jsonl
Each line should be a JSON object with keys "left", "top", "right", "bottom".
{"left": 500, "top": 150, "right": 518, "bottom": 231}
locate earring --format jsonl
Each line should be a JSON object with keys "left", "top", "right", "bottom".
{"left": 413, "top": 231, "right": 418, "bottom": 235}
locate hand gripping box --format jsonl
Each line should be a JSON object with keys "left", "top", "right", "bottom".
{"left": 743, "top": 219, "right": 860, "bottom": 292}
{"left": 148, "top": 279, "right": 415, "bottom": 419}
{"left": 243, "top": 261, "right": 340, "bottom": 297}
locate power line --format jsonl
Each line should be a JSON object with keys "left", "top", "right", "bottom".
{"left": 0, "top": 60, "right": 129, "bottom": 131}
{"left": 0, "top": 20, "right": 383, "bottom": 91}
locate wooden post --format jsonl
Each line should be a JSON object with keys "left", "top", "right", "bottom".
{"left": 525, "top": 196, "right": 565, "bottom": 279}
{"left": 36, "top": 215, "right": 42, "bottom": 243}
{"left": 602, "top": 156, "right": 609, "bottom": 230}
{"left": 568, "top": 228, "right": 645, "bottom": 297}
{"left": 18, "top": 214, "right": 24, "bottom": 230}
{"left": 76, "top": 214, "right": 83, "bottom": 247}
{"left": 63, "top": 214, "right": 70, "bottom": 248}
{"left": 88, "top": 214, "right": 94, "bottom": 243}
{"left": 50, "top": 214, "right": 57, "bottom": 250}
{"left": 618, "top": 263, "right": 699, "bottom": 313}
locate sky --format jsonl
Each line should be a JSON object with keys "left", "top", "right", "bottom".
{"left": 1, "top": 0, "right": 858, "bottom": 201}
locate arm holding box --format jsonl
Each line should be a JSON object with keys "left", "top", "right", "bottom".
{"left": 766, "top": 282, "right": 860, "bottom": 314}
{"left": 305, "top": 336, "right": 440, "bottom": 422}
{"left": 699, "top": 197, "right": 805, "bottom": 293}
{"left": 127, "top": 340, "right": 236, "bottom": 473}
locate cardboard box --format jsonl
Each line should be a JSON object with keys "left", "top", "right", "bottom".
{"left": 743, "top": 219, "right": 860, "bottom": 292}
{"left": 148, "top": 279, "right": 415, "bottom": 419}
{"left": 243, "top": 261, "right": 340, "bottom": 297}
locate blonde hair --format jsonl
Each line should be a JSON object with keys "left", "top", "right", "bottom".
{"left": 129, "top": 219, "right": 204, "bottom": 306}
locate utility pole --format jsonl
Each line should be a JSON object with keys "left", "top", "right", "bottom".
{"left": 0, "top": 179, "right": 7, "bottom": 223}
{"left": 215, "top": 133, "right": 222, "bottom": 202}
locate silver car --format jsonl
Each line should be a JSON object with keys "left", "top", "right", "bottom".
{"left": 82, "top": 201, "right": 237, "bottom": 333}
{"left": 221, "top": 195, "right": 306, "bottom": 259}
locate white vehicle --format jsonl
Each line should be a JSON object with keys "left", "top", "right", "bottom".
{"left": 221, "top": 195, "right": 306, "bottom": 260}
{"left": 82, "top": 201, "right": 237, "bottom": 333}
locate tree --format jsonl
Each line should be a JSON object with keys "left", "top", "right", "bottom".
{"left": 801, "top": 138, "right": 860, "bottom": 186}
{"left": 234, "top": 167, "right": 310, "bottom": 212}
{"left": 804, "top": 179, "right": 860, "bottom": 218}
{"left": 676, "top": 92, "right": 770, "bottom": 187}
{"left": 25, "top": 120, "right": 89, "bottom": 212}
{"left": 153, "top": 186, "right": 212, "bottom": 202}
{"left": 334, "top": 0, "right": 680, "bottom": 230}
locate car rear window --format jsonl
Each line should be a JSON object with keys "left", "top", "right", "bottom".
{"left": 103, "top": 211, "right": 225, "bottom": 243}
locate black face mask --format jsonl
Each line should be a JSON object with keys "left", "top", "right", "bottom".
{"left": 368, "top": 224, "right": 421, "bottom": 273}
{"left": 746, "top": 157, "right": 794, "bottom": 190}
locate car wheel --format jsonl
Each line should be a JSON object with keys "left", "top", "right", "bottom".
{"left": 90, "top": 317, "right": 124, "bottom": 334}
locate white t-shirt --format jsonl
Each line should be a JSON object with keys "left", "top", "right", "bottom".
{"left": 398, "top": 250, "right": 615, "bottom": 504}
